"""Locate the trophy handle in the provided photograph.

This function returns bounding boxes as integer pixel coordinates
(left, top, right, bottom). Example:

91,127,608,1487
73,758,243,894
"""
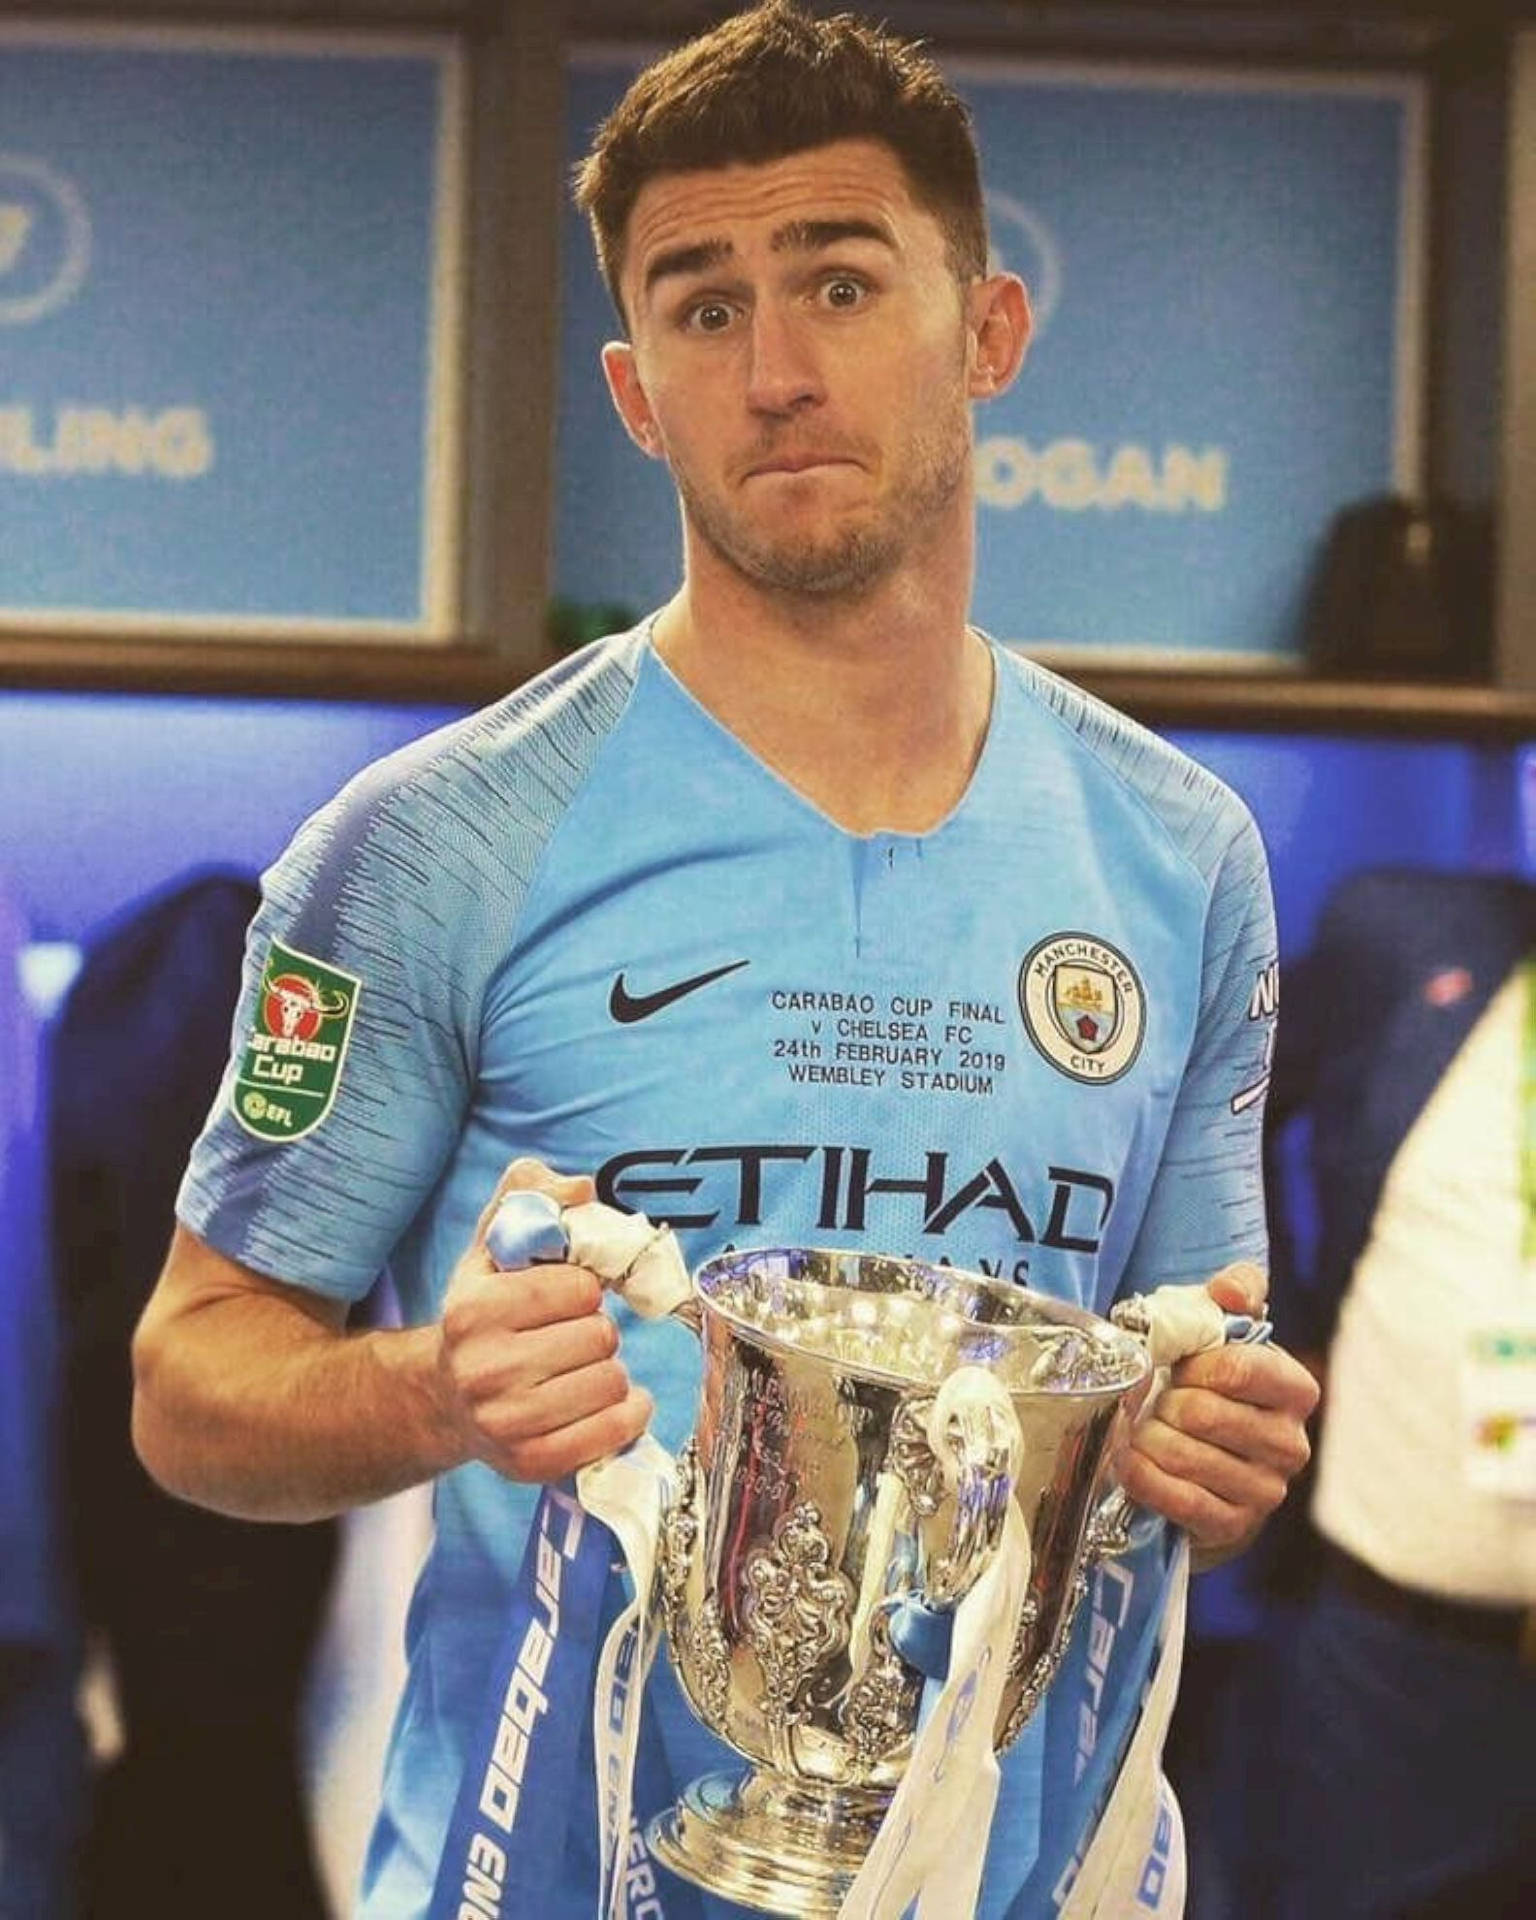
1082,1484,1138,1561
921,1366,1024,1609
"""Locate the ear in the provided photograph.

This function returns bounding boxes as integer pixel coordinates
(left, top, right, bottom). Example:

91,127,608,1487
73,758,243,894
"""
965,272,1032,402
601,341,666,459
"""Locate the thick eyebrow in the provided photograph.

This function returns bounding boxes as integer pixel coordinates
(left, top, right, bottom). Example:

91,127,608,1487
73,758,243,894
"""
770,217,898,257
643,237,734,299
640,216,897,301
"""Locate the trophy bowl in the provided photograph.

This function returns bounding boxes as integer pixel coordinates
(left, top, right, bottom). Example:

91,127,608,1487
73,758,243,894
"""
646,1247,1153,1915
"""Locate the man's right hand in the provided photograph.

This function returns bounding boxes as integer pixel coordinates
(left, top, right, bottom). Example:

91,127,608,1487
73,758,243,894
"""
435,1158,654,1482
133,1159,653,1523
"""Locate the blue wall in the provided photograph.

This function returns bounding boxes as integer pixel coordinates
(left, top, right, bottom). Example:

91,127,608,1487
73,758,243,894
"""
0,691,462,947
0,688,1528,958
1169,728,1529,952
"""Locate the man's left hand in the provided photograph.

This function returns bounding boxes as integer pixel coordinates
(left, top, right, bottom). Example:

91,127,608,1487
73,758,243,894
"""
1120,1264,1320,1564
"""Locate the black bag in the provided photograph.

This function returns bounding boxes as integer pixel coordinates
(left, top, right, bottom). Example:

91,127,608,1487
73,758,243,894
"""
1304,493,1493,680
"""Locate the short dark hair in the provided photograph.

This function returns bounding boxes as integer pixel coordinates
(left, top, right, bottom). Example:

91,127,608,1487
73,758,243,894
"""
573,1,988,325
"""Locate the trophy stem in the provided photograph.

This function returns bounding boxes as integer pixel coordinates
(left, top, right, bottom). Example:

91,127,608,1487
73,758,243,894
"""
648,1767,893,1916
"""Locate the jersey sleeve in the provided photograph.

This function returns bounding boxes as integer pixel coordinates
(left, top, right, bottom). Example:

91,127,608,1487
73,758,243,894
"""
1119,806,1277,1294
176,753,485,1303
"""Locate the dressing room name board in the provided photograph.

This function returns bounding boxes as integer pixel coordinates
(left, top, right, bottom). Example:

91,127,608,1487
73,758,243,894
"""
0,27,465,636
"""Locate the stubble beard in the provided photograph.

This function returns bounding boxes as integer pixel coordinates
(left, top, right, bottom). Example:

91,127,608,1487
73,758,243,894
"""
675,401,973,601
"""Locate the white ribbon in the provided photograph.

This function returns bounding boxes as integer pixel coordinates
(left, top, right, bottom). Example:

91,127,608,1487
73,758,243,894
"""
562,1201,693,1321
838,1367,1030,1920
1055,1540,1191,1920
1048,1282,1240,1920
1129,1283,1227,1374
579,1435,675,1920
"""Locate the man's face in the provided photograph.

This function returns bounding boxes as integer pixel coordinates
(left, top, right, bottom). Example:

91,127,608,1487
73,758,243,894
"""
605,139,985,600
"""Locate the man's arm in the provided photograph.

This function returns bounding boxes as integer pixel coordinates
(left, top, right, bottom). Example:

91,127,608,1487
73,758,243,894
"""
1097,792,1318,1563
132,1163,653,1523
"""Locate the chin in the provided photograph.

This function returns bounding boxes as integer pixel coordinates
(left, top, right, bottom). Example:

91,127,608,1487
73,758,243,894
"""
750,539,900,598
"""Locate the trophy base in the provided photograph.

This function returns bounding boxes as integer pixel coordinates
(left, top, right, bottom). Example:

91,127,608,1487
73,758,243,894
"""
648,1768,893,1916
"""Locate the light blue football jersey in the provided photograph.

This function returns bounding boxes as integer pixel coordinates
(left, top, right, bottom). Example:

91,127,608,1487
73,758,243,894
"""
178,624,1276,1917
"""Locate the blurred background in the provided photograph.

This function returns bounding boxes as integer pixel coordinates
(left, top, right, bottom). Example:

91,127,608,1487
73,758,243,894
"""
4,0,1536,1914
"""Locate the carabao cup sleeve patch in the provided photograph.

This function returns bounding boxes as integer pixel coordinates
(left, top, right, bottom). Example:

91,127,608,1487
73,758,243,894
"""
231,938,363,1143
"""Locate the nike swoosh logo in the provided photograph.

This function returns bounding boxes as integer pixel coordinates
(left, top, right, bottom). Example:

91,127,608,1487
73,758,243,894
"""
609,959,751,1024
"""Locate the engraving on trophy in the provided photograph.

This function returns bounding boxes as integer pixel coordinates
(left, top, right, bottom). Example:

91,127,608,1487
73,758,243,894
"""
737,1369,798,1506
782,1382,820,1424
741,1502,854,1759
755,1386,790,1443
839,1606,921,1772
739,1444,794,1507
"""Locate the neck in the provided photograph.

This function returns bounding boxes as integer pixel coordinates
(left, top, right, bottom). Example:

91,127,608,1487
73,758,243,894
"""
654,509,991,835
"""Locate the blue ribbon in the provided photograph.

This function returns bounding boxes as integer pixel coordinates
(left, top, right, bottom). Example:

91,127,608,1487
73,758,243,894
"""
431,1186,701,1919
485,1188,570,1269
429,1482,615,1920
888,1595,956,1682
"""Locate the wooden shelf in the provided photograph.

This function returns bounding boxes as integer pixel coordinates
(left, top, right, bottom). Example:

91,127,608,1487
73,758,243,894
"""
0,633,524,708
1069,664,1536,740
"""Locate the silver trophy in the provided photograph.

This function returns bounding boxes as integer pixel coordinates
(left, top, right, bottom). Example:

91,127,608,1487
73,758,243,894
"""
645,1247,1154,1915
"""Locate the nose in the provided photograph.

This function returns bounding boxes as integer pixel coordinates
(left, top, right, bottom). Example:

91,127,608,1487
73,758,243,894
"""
744,302,824,417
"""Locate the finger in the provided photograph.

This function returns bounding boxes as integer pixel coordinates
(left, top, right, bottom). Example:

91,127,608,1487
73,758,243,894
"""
1203,1260,1268,1318
495,1385,655,1483
1130,1411,1293,1512
1152,1381,1313,1479
445,1263,605,1335
1170,1341,1321,1421
1118,1446,1257,1555
447,1309,620,1402
471,1356,636,1450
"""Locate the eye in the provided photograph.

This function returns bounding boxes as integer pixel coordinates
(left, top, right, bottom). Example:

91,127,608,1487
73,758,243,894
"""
684,298,737,335
820,276,868,311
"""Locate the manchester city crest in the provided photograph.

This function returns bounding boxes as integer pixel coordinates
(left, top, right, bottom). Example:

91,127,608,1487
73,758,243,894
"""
1019,933,1145,1083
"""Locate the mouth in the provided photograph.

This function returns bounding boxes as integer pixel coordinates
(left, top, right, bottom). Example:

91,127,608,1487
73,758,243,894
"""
745,455,860,479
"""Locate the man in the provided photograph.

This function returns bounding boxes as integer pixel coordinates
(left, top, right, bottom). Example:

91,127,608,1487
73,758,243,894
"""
131,5,1317,1914
1264,867,1536,1917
